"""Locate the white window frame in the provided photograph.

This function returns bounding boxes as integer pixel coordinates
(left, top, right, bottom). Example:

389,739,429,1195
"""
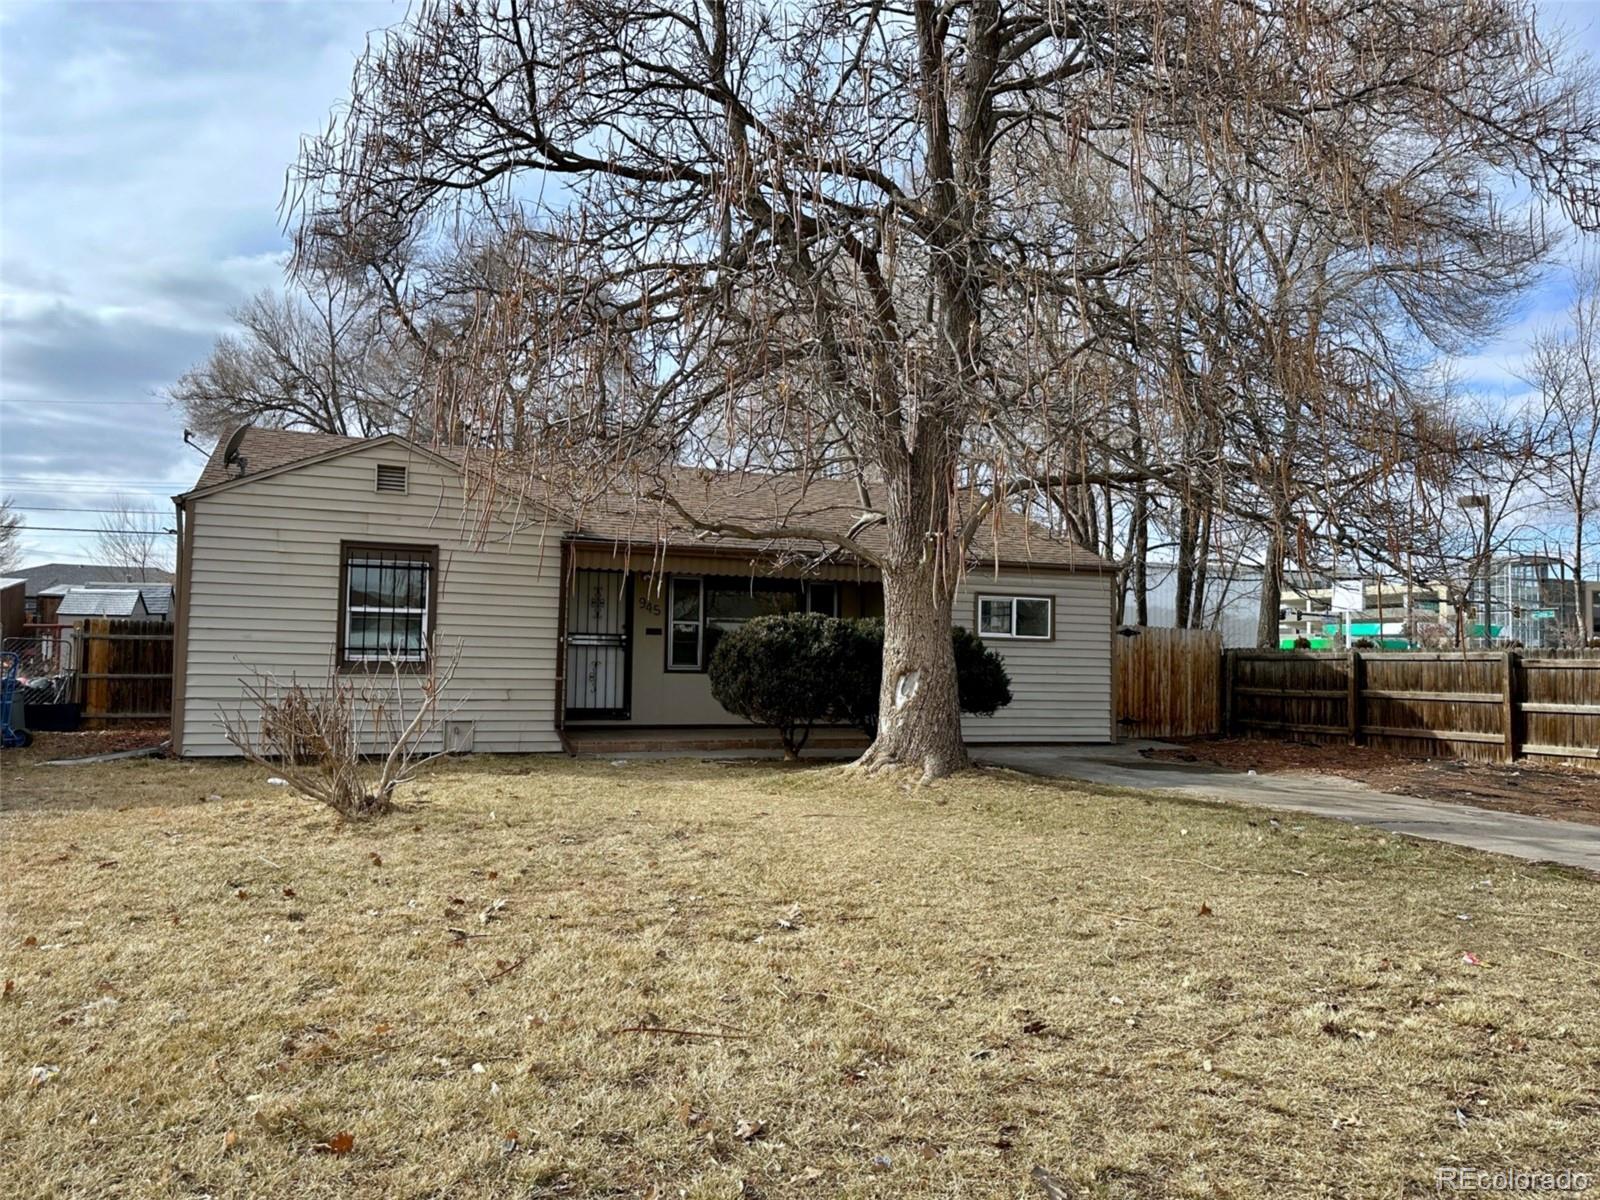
805,580,840,616
976,594,1052,640
667,576,704,671
343,549,431,663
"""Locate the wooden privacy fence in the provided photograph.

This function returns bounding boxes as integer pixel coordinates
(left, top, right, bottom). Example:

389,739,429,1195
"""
76,618,173,725
1223,649,1600,763
1115,626,1222,738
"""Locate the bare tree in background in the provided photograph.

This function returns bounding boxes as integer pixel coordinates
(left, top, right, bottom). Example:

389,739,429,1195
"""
168,272,425,438
93,495,174,579
0,498,21,575
289,0,1600,777
1527,261,1600,643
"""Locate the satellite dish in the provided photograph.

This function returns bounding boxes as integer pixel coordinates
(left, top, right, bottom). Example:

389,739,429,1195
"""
221,423,250,476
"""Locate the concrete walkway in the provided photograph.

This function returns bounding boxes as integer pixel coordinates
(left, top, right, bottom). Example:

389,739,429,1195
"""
978,742,1600,874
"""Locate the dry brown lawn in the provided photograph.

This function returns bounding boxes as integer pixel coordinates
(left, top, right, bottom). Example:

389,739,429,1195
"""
1,753,1596,1199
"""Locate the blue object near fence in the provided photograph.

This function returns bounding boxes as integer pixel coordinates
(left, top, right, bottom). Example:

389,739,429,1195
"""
0,650,33,749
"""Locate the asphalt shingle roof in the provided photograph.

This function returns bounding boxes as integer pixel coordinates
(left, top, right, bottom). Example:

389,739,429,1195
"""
188,427,1111,572
56,589,146,617
12,562,174,597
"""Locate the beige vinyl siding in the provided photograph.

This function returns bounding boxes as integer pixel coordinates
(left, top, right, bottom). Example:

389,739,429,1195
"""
956,570,1112,744
180,445,563,756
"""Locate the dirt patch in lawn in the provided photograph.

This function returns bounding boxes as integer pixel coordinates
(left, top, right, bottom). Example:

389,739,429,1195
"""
2,756,1596,1199
1148,738,1600,826
4,725,171,766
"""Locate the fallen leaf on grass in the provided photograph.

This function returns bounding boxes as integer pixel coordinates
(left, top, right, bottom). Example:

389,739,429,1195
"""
316,1131,355,1156
734,1118,765,1141
480,898,507,925
369,853,383,867
1197,902,1213,917
223,1129,240,1154
3,980,13,998
282,887,296,899
21,936,37,948
236,889,249,900
28,1065,60,1088
501,1128,519,1154
97,860,118,870
1462,952,1483,967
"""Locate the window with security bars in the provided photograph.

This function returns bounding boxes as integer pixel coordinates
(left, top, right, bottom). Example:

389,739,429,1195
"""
340,545,436,663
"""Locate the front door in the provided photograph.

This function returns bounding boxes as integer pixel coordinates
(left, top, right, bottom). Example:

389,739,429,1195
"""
565,569,630,719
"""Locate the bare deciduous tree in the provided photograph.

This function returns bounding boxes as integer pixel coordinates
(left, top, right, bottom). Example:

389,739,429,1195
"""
289,0,1600,777
1527,261,1600,642
168,273,424,438
93,494,174,578
0,498,22,576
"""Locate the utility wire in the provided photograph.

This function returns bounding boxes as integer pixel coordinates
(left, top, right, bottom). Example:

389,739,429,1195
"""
14,525,177,535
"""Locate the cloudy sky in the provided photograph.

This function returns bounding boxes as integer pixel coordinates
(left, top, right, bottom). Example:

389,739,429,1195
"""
2,0,1598,569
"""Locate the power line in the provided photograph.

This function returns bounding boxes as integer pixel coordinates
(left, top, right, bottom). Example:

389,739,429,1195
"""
1,475,188,484
16,525,177,535
7,505,176,515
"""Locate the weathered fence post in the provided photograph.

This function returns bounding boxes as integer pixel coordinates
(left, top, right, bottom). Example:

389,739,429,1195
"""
1502,649,1520,763
1221,649,1234,735
1347,648,1362,745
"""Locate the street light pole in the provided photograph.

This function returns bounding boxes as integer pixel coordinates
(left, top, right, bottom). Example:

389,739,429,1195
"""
1458,494,1491,646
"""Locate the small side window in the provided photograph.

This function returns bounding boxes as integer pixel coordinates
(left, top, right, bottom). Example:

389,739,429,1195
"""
668,577,703,670
976,594,1052,639
805,581,839,616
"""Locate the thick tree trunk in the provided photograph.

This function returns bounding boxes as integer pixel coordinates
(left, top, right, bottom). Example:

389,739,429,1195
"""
1255,524,1286,648
1190,502,1213,628
852,565,968,781
1132,484,1149,626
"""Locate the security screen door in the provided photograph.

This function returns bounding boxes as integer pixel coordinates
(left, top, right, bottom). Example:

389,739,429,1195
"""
565,569,630,719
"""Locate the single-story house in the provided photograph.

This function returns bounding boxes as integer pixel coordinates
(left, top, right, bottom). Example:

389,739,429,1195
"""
170,429,1116,757
13,563,174,622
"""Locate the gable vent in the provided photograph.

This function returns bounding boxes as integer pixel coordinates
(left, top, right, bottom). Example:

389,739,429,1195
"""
375,464,408,494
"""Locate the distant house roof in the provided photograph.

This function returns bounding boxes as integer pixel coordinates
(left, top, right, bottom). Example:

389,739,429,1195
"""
55,588,148,618
185,426,1112,573
136,585,173,617
12,562,174,598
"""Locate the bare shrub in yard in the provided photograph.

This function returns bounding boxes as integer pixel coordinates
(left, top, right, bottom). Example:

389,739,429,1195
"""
223,654,458,819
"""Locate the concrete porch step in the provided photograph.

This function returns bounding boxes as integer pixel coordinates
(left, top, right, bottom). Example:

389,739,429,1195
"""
565,726,869,755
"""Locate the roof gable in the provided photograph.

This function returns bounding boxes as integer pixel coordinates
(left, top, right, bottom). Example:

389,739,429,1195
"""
181,430,464,501
56,588,147,617
180,429,1110,572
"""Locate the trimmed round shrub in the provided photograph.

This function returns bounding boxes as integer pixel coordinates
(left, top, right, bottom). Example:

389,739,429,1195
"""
709,613,1015,751
708,613,840,759
952,624,1013,716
